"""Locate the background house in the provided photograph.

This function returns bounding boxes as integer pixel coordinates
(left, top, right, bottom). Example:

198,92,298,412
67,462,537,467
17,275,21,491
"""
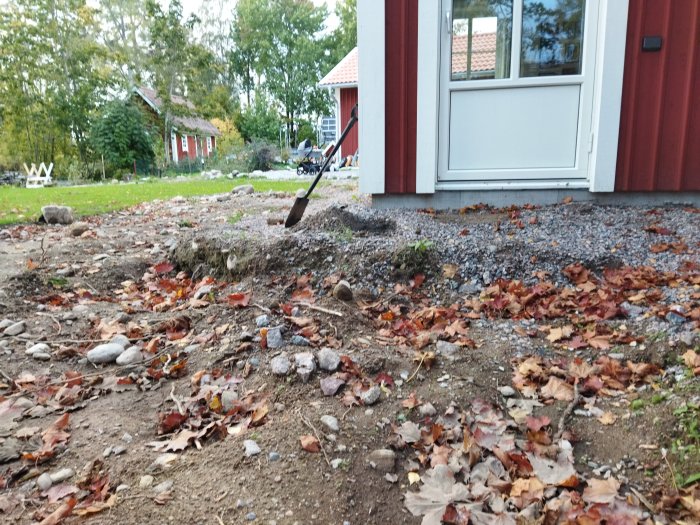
357,0,700,207
134,86,220,165
318,47,359,162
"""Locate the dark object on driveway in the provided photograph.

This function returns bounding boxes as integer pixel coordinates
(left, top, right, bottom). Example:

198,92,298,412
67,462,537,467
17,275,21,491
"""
285,105,358,228
296,139,322,176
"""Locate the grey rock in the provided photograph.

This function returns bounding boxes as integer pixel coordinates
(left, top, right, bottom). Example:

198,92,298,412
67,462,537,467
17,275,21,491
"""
239,331,254,342
244,439,261,457
0,319,13,330
26,343,50,355
268,451,281,462
609,353,625,360
360,386,381,406
87,343,126,364
367,449,396,473
436,340,460,360
41,205,74,225
116,346,143,366
37,473,53,491
267,327,284,349
290,335,310,346
680,331,697,346
110,334,131,349
255,314,269,328
317,348,340,372
70,222,89,236
193,285,214,300
3,321,25,336
49,468,75,484
294,352,316,382
221,390,239,412
459,282,481,295
112,446,126,456
419,403,437,417
320,415,339,432
0,438,20,464
331,458,345,469
320,376,345,396
621,302,644,318
270,354,291,376
232,184,254,195
498,386,516,397
245,512,257,521
32,352,51,361
666,311,686,325
140,475,154,488
153,480,173,493
333,280,353,301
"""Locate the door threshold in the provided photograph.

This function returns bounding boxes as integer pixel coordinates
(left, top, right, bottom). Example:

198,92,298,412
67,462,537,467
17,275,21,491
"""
435,179,590,191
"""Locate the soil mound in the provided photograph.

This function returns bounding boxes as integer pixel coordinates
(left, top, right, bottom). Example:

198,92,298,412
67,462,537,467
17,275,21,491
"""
301,206,395,234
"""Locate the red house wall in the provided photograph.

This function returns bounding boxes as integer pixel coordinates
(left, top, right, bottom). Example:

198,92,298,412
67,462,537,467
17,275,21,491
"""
616,0,700,191
384,0,418,194
339,87,359,158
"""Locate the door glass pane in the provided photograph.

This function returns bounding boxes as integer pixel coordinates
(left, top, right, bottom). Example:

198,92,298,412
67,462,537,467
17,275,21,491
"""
451,0,513,81
521,0,585,77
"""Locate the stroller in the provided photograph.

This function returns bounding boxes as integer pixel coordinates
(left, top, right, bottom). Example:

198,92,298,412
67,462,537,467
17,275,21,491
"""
296,139,321,176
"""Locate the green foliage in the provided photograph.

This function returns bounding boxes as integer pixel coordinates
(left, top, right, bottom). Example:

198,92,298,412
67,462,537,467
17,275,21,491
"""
90,100,154,177
331,0,357,62
243,140,278,172
671,402,700,487
409,240,436,253
297,120,317,145
234,93,281,143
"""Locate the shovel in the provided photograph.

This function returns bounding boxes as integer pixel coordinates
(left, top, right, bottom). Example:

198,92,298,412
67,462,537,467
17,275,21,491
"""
285,105,358,228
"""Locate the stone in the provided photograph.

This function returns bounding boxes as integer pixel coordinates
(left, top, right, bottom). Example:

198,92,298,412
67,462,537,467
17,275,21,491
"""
37,473,53,491
270,354,291,376
87,343,126,364
0,319,13,330
680,331,697,346
26,343,50,356
153,480,173,493
112,446,127,455
3,321,25,336
331,458,345,469
436,340,460,360
50,468,75,484
333,280,353,301
317,348,340,372
70,222,89,236
32,352,51,361
268,452,281,462
41,205,74,225
320,376,345,396
290,335,310,346
110,334,131,349
244,440,261,457
320,415,339,433
666,311,686,325
116,346,143,366
221,390,239,412
255,315,269,328
245,512,257,521
0,438,20,464
367,449,396,473
294,352,316,382
193,285,214,300
498,386,516,397
419,403,437,417
232,184,254,195
360,386,381,406
267,327,284,349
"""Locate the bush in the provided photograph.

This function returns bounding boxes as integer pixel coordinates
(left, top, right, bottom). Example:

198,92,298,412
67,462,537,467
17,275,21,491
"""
234,92,282,143
296,120,316,146
245,140,277,172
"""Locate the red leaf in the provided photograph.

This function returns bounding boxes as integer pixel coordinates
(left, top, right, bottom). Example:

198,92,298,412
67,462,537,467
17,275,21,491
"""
153,262,175,274
157,411,188,434
411,274,426,288
300,434,320,453
375,372,394,388
526,415,551,432
227,292,251,308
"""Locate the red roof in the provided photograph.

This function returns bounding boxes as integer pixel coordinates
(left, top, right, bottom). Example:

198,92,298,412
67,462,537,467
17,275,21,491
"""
319,47,358,87
135,86,220,136
451,33,497,75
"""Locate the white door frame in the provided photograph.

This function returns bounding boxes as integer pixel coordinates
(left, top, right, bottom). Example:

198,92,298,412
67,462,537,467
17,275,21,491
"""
415,0,629,193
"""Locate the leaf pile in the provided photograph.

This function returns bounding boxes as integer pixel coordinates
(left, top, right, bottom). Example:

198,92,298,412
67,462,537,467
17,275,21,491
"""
149,369,268,453
399,400,650,524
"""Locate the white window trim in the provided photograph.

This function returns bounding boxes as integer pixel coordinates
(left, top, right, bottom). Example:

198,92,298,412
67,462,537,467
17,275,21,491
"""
358,0,385,194
181,134,188,152
206,136,212,153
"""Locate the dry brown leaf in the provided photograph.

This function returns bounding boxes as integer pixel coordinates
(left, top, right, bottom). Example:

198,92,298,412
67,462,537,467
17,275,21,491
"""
597,412,617,425
582,477,620,504
682,350,700,368
38,497,76,525
404,465,470,525
547,325,573,343
540,377,574,401
73,494,117,516
398,421,421,444
165,429,198,452
300,434,320,453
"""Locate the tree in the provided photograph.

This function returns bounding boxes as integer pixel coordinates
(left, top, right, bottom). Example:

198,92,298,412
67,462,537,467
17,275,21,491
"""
229,0,268,107
145,0,198,164
234,91,281,144
331,0,357,63
90,100,154,176
210,117,244,157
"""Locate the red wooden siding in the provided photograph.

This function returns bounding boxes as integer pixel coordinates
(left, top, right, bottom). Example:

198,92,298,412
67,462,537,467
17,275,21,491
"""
339,87,359,158
616,0,700,191
384,0,418,194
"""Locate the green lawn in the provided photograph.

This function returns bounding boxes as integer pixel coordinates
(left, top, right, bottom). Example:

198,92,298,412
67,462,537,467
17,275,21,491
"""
0,177,309,225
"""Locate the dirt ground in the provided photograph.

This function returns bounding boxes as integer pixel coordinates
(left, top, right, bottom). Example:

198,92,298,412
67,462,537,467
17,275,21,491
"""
0,181,698,524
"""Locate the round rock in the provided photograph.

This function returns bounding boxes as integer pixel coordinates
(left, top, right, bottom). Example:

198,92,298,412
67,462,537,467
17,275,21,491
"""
333,280,353,301
116,346,143,366
317,348,340,372
87,343,126,364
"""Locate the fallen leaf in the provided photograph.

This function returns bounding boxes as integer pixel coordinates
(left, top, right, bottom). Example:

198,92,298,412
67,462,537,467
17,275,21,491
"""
404,465,469,525
227,292,251,308
540,377,574,401
165,429,198,452
73,494,117,516
300,434,320,453
597,412,617,425
153,262,174,274
408,472,421,485
682,350,700,369
398,421,421,444
45,484,79,503
38,497,76,525
582,477,620,504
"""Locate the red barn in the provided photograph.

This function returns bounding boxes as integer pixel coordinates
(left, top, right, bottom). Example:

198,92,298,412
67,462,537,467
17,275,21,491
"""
134,86,220,165
357,0,700,207
319,47,359,162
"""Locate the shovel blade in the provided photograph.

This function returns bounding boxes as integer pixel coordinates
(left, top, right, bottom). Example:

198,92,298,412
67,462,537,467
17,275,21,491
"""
285,197,309,228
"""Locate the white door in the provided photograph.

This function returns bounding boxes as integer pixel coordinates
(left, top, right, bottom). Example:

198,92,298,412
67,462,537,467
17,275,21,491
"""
439,0,599,182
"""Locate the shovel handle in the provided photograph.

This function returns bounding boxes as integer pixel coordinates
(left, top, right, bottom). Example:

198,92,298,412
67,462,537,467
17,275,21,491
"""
305,105,358,198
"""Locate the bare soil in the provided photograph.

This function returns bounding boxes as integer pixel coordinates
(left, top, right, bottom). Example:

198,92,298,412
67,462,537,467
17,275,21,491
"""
0,182,697,524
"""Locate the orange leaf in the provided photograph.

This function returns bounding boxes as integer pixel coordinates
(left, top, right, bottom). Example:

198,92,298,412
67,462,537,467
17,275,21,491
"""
227,292,251,308
300,434,320,453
